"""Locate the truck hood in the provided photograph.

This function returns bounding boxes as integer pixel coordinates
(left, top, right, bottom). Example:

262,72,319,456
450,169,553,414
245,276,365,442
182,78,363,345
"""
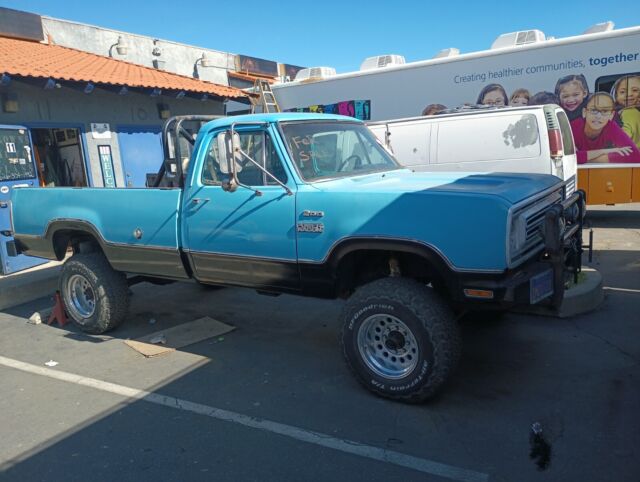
313,169,562,205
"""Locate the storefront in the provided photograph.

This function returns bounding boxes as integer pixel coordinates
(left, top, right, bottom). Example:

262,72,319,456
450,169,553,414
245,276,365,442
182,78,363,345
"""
0,34,247,274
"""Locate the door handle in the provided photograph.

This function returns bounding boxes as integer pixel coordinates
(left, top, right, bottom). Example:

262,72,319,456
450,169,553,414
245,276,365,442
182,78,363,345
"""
191,198,210,205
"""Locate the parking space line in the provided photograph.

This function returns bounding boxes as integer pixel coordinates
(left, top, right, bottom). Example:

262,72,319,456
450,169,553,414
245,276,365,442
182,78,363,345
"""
603,286,640,294
0,355,488,482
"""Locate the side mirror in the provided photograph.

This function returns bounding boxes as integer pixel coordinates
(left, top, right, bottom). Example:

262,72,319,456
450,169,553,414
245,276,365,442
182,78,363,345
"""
216,131,243,175
216,131,243,192
220,174,237,192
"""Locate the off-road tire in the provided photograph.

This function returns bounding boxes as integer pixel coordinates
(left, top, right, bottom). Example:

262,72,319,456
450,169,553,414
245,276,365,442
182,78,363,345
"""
59,253,129,334
340,277,461,403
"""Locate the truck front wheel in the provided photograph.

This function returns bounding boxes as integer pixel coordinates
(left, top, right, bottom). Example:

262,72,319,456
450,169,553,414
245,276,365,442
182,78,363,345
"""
60,253,129,334
340,277,460,402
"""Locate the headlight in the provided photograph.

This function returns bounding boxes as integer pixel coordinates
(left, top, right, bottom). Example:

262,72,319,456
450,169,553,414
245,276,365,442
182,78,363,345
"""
510,214,527,252
558,216,566,234
564,203,579,224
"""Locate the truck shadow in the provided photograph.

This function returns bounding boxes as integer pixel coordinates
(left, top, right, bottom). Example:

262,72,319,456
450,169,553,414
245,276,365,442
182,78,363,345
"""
2,276,639,482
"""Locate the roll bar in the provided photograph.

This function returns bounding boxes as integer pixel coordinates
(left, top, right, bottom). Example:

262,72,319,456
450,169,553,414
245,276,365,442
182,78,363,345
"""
153,115,224,188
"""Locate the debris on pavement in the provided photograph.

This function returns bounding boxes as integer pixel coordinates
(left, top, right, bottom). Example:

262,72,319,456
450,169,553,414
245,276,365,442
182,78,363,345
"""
149,333,167,345
529,422,552,470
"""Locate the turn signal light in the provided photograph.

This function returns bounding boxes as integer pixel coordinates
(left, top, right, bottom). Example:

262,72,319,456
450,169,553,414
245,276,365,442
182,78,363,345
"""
463,289,494,299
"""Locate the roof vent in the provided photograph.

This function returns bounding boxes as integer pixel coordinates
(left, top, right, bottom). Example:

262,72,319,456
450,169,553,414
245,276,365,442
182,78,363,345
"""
360,55,406,71
294,67,336,82
432,48,460,59
491,30,545,49
583,21,614,35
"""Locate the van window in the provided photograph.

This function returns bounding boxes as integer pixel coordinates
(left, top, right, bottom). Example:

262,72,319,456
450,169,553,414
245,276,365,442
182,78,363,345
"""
555,110,575,155
436,114,540,164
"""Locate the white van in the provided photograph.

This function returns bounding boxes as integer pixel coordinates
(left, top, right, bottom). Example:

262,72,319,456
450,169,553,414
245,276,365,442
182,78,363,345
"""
367,105,577,193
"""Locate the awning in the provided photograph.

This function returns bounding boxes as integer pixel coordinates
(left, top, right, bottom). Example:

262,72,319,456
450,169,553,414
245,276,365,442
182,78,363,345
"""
0,36,247,99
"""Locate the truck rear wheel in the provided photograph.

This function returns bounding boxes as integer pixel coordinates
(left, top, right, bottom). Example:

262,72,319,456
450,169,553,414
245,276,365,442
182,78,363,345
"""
340,277,460,403
60,253,129,334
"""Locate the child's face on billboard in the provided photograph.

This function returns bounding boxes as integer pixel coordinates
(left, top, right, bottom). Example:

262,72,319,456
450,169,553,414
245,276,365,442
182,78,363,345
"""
583,96,614,131
559,81,587,111
510,95,528,106
615,77,640,107
482,90,505,106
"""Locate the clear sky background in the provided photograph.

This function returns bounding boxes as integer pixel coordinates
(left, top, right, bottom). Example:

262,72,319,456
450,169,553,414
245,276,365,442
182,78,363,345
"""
3,0,639,72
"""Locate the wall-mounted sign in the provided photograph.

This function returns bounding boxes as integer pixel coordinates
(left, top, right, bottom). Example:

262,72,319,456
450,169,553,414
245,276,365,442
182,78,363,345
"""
91,123,111,139
98,145,116,188
236,55,278,77
282,64,305,81
0,7,44,42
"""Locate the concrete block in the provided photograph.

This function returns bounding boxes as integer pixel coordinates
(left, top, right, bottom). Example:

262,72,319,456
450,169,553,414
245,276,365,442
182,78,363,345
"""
512,267,604,318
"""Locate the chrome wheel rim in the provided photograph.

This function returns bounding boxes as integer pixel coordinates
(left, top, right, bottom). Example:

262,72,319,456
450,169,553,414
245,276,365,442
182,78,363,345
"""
66,274,96,320
357,314,419,379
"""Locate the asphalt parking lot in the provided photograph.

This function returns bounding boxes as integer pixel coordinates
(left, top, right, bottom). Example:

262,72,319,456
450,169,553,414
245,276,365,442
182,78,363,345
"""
0,205,638,482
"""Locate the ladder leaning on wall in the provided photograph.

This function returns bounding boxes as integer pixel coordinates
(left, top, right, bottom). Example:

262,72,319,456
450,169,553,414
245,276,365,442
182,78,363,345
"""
250,79,280,114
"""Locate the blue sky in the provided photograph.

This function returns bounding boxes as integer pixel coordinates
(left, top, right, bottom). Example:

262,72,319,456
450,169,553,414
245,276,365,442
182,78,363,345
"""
3,0,639,72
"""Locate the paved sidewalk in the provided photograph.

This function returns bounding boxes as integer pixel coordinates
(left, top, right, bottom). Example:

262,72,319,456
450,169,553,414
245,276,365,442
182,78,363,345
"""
0,260,62,310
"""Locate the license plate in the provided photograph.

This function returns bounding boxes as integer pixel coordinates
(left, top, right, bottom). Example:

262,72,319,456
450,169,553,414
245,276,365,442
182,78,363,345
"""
530,269,554,304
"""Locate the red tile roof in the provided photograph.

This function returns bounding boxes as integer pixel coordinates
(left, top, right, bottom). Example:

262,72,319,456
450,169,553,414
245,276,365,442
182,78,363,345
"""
0,36,247,98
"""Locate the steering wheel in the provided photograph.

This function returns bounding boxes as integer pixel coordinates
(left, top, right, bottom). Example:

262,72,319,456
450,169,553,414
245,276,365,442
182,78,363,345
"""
338,154,362,172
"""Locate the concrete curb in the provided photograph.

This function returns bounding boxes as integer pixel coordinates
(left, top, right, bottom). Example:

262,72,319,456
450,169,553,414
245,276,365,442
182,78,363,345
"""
512,267,604,318
0,263,61,311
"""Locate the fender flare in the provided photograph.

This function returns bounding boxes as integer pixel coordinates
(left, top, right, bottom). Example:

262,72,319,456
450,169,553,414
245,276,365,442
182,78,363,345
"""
323,236,456,284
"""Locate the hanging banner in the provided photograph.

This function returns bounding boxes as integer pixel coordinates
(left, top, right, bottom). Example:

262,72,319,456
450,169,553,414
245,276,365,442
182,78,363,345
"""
98,145,116,188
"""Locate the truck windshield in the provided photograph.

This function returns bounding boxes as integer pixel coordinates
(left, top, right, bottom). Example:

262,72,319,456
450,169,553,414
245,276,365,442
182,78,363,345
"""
0,128,36,182
280,121,399,181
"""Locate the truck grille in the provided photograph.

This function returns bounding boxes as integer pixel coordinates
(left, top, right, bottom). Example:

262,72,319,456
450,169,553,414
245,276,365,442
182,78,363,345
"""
510,189,563,266
565,175,576,195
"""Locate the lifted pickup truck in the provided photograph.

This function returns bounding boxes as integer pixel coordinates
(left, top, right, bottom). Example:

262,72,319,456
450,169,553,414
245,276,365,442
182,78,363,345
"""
9,113,585,402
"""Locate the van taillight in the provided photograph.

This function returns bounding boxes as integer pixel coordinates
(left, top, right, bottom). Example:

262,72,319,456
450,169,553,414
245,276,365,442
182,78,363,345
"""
548,129,563,158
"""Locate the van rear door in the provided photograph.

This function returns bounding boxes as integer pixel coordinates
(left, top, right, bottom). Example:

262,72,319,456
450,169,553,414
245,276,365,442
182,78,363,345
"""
431,111,544,174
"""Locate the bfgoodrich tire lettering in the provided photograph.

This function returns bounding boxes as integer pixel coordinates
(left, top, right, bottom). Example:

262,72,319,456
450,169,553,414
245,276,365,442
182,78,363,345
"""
60,253,129,334
340,277,461,402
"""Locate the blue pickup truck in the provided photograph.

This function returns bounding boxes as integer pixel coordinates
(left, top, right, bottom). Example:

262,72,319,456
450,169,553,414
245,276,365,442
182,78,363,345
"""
8,113,585,402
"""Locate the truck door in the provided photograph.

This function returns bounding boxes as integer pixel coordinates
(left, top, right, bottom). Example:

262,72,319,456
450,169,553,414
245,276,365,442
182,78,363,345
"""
0,125,47,275
182,126,299,291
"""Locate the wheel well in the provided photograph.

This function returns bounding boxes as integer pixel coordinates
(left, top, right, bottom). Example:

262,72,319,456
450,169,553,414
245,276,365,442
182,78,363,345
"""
334,249,448,297
52,229,104,260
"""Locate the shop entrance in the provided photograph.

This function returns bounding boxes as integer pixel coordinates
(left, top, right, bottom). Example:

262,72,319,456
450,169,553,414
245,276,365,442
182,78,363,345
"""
30,128,88,187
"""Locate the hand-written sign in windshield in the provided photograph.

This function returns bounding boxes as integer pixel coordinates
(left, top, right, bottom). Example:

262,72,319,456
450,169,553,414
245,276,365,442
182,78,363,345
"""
290,135,312,164
289,134,337,171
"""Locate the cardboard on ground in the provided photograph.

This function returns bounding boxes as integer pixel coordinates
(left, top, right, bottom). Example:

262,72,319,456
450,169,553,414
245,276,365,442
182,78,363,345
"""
124,316,235,357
